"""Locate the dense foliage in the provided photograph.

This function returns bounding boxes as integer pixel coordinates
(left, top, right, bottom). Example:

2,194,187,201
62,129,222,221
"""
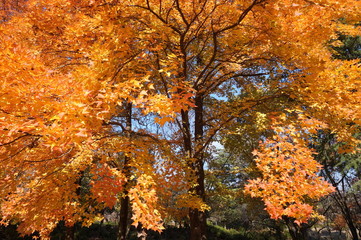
0,0,361,240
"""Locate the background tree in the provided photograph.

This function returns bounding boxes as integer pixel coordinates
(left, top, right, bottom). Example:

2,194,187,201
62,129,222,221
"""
313,132,361,240
311,24,361,240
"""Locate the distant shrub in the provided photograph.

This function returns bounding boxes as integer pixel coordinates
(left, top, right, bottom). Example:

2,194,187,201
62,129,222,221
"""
50,221,283,240
207,223,249,240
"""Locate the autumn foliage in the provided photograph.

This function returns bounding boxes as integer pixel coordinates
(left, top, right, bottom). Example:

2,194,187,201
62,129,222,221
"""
245,125,335,225
0,0,361,239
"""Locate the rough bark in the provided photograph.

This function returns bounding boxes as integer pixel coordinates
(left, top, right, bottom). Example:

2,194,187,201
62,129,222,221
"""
117,186,130,240
117,102,132,240
189,95,207,240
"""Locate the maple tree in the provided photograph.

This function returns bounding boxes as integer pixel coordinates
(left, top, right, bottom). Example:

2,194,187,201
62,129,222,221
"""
129,1,361,239
0,1,187,239
1,0,361,240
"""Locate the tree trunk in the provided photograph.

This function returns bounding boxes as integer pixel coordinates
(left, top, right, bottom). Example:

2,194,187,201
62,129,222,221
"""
344,210,359,240
189,156,206,240
117,102,132,240
117,192,130,240
284,217,308,240
324,166,359,240
64,225,74,240
189,95,207,240
137,223,147,240
189,198,207,240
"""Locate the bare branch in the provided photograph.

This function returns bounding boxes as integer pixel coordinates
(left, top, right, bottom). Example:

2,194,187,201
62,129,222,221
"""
0,133,31,147
216,0,263,34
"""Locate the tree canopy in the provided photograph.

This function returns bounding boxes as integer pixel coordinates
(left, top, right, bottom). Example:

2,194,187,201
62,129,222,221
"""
0,0,361,239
